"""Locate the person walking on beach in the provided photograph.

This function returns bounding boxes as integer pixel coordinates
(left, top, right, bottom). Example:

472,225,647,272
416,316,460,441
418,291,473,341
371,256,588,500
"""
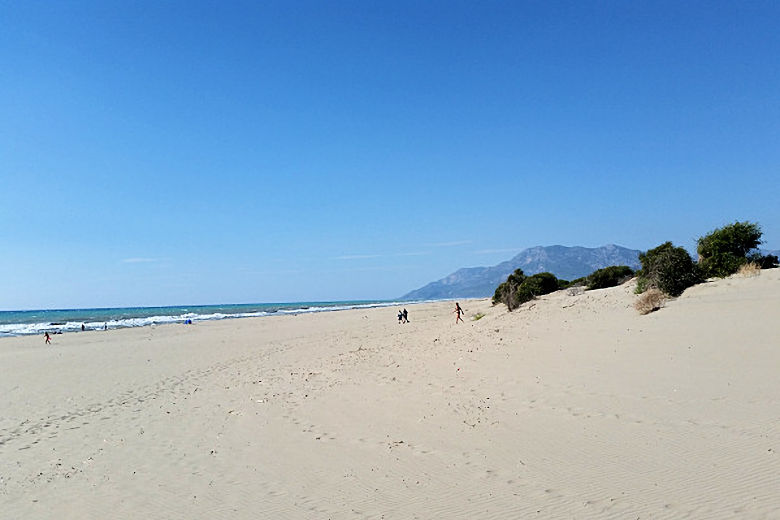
398,310,404,324
402,308,408,323
44,332,51,344
454,302,465,324
81,323,85,332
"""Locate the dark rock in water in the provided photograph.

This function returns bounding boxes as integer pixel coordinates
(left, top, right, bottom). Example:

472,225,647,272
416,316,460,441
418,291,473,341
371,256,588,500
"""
401,244,642,300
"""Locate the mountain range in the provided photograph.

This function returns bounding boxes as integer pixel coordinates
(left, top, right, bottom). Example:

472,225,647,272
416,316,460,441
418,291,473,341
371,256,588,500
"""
401,244,642,300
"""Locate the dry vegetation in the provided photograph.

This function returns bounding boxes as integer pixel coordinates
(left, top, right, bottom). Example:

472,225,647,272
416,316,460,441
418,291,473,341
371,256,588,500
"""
634,288,666,315
737,262,761,277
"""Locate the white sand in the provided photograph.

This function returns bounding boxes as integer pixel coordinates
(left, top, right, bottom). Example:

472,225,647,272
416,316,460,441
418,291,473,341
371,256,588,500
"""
2,270,779,519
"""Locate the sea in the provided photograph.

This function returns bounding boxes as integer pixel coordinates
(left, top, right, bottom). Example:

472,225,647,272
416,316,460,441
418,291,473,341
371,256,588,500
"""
0,300,408,337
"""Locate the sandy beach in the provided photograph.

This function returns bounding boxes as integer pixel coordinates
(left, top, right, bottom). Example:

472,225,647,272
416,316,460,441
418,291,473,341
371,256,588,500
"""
1,270,778,519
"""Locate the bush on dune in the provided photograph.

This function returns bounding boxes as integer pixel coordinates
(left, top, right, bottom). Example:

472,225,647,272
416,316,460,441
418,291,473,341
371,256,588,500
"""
636,242,702,297
696,221,763,278
492,269,527,311
515,272,560,306
585,265,634,290
491,220,772,315
493,270,561,311
746,251,779,270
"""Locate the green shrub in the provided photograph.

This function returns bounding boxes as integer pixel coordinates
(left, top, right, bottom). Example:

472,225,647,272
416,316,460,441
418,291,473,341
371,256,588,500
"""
697,221,763,278
492,282,509,307
637,242,702,297
747,252,779,270
514,272,560,306
492,269,526,310
585,265,635,290
493,270,561,310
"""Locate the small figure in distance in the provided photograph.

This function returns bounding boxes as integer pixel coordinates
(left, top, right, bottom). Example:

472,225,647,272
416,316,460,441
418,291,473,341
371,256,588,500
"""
454,302,465,324
104,323,107,331
81,323,85,332
402,308,408,323
44,332,51,344
398,310,403,324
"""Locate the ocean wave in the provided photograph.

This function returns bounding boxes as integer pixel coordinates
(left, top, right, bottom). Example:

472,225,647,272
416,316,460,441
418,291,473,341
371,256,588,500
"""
0,300,413,337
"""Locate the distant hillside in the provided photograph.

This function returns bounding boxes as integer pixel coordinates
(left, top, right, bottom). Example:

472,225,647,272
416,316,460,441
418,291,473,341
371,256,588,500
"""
401,244,642,300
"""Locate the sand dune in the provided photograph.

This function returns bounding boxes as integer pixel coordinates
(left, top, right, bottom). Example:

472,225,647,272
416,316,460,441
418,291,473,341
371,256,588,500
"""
1,270,779,519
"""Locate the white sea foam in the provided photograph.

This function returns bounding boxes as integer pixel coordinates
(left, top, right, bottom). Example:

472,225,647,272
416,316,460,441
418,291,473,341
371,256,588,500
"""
0,300,415,337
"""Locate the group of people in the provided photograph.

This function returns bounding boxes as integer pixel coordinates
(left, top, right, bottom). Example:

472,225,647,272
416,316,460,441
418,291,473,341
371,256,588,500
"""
44,322,110,343
43,304,468,345
396,302,466,324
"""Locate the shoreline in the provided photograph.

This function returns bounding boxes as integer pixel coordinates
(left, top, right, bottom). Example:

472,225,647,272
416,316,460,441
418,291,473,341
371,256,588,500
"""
0,298,452,338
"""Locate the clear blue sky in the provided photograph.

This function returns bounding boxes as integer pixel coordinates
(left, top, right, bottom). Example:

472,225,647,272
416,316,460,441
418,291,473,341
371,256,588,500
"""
2,1,778,309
